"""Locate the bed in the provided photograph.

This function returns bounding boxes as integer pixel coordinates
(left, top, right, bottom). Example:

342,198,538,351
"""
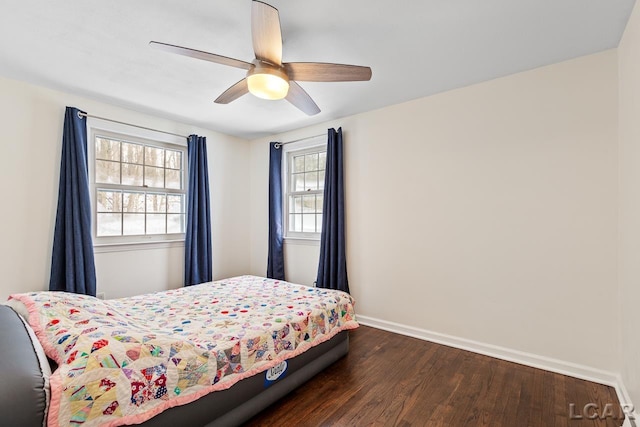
0,275,358,426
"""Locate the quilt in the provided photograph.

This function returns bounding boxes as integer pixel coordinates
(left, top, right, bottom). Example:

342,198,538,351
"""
9,275,358,427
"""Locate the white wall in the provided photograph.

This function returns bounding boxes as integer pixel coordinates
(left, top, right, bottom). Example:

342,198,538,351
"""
618,0,640,408
250,50,619,372
0,76,250,301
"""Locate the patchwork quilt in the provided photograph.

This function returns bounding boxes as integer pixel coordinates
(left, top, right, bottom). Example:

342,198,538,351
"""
10,275,358,427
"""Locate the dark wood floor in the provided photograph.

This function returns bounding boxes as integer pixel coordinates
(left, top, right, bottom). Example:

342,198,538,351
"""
245,326,623,426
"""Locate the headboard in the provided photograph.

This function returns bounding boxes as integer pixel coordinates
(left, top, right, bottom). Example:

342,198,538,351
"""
0,305,48,426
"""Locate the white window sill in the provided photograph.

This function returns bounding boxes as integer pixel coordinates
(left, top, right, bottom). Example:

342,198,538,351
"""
94,239,185,253
284,237,320,246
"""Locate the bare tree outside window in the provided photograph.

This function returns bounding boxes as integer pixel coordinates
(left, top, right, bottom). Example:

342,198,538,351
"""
285,145,326,239
94,135,186,239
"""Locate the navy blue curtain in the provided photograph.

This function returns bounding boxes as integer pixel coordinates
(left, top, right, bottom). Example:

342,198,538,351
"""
49,107,97,296
267,142,285,280
316,128,349,293
185,135,212,286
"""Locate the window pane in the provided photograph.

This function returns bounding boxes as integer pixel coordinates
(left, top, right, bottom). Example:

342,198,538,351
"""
167,195,184,213
96,138,120,161
146,194,166,213
146,214,166,234
316,214,323,233
123,192,145,213
144,166,165,188
302,195,315,213
305,153,318,172
97,190,122,212
121,164,143,186
316,194,324,212
289,196,296,214
318,170,325,191
319,152,326,171
123,213,145,235
166,150,182,170
167,214,185,234
290,214,302,232
96,160,120,184
292,173,304,192
293,196,302,214
145,146,165,167
302,214,316,232
122,142,143,164
97,213,121,236
305,172,318,191
293,155,304,173
166,169,181,190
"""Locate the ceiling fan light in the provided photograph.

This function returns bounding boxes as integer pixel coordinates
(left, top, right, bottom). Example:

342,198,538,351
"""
248,73,289,100
247,62,290,100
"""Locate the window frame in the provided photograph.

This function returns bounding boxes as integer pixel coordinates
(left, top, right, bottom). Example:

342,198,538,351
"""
282,136,327,241
88,123,188,249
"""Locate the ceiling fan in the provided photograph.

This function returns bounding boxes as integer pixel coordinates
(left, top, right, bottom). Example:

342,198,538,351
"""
150,0,372,116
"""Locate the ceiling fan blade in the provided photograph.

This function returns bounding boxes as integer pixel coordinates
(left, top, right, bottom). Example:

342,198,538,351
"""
251,1,283,65
286,81,320,116
150,41,253,70
214,78,249,104
284,62,372,82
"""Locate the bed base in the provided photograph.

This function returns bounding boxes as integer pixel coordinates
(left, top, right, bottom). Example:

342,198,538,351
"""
0,304,350,427
143,331,349,426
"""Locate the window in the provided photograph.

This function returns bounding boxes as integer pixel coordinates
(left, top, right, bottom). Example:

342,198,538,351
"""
89,128,187,246
283,138,326,240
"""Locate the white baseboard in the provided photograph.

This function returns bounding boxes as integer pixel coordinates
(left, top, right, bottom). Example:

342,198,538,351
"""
623,415,636,427
616,378,638,427
357,314,635,424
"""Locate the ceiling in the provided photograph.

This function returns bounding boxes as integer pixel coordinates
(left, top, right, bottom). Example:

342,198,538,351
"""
0,0,635,140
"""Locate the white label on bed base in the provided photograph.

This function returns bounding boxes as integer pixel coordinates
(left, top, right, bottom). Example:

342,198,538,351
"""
264,361,288,387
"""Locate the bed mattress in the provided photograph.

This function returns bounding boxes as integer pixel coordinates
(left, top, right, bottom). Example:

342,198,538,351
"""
8,275,358,427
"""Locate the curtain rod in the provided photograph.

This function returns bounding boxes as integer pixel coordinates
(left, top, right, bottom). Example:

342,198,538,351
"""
274,133,326,149
77,112,189,139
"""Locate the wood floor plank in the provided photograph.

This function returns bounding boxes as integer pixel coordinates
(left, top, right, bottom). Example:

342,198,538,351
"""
245,326,623,426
